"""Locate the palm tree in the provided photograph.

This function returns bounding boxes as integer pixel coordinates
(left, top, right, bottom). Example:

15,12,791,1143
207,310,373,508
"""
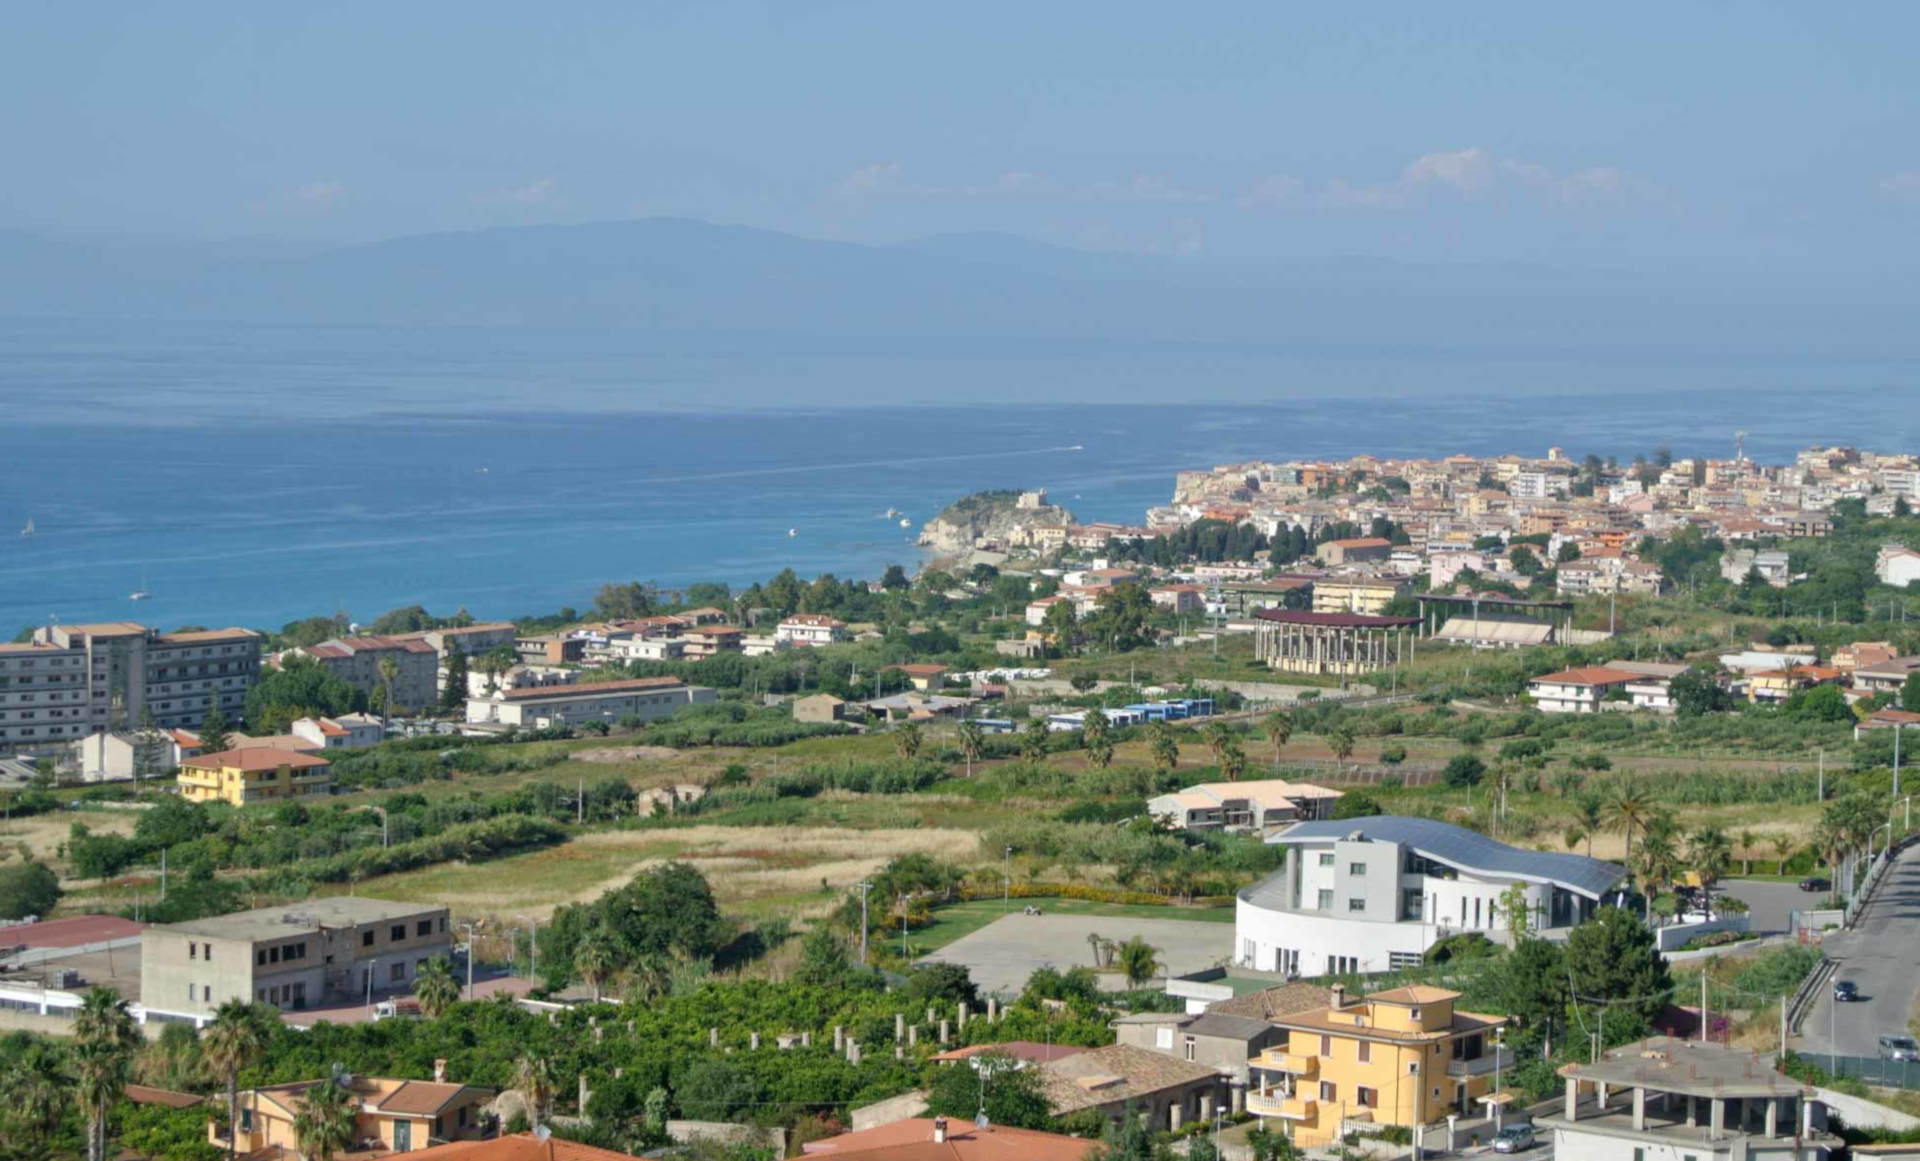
1262,710,1294,770
1564,826,1586,852
1738,829,1758,877
1020,716,1051,763
142,1019,200,1091
1571,794,1605,858
0,1035,70,1157
291,1076,358,1161
1148,721,1179,772
1201,721,1232,767
956,719,984,778
414,955,460,1018
376,657,400,728
573,928,617,1003
1607,786,1652,887
1218,736,1248,782
893,721,922,760
1688,826,1734,919
512,1053,556,1134
1080,709,1113,769
1635,820,1681,921
1770,834,1796,875
1114,936,1161,987
75,987,138,1161
204,1000,270,1161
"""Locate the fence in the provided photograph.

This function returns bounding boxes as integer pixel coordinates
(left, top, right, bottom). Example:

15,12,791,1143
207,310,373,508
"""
1812,1054,1920,1090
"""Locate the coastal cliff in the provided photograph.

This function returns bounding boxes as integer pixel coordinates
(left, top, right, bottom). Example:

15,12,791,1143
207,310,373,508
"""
917,489,1076,554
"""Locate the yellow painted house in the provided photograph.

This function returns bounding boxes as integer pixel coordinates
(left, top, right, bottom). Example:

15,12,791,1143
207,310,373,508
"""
215,1073,494,1156
1248,985,1508,1146
176,747,332,806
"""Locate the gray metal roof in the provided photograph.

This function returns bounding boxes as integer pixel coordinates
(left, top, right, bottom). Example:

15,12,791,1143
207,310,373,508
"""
1268,815,1626,899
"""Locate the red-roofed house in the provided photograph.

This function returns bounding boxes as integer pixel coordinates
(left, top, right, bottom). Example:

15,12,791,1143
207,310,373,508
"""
1526,667,1644,714
777,614,850,647
299,635,440,711
804,1118,1093,1161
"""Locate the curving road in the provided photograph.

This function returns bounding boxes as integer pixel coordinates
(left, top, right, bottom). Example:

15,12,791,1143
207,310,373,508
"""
1796,841,1920,1060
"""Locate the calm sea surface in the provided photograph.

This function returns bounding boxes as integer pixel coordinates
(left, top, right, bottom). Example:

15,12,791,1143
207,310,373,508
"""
1,318,1916,631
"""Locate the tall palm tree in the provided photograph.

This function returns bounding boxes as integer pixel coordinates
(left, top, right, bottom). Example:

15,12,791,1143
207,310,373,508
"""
1571,795,1605,857
1635,820,1681,920
414,955,460,1018
1607,786,1652,888
1218,737,1249,782
1770,834,1797,875
573,928,617,1003
1262,710,1294,770
893,721,922,760
1688,826,1734,919
1737,829,1758,877
956,720,984,778
1080,709,1113,769
376,657,400,728
74,987,138,1161
1148,721,1179,772
1019,716,1051,763
1115,936,1161,987
291,1076,358,1161
512,1053,556,1134
204,1000,269,1161
0,1035,72,1158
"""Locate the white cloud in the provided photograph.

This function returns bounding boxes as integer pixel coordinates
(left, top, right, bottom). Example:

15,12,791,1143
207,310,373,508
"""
477,177,557,205
291,181,345,206
1402,147,1493,192
1236,175,1304,208
838,162,902,196
1880,172,1920,202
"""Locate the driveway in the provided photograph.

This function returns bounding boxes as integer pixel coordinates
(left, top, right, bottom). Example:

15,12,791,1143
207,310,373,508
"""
917,912,1235,998
1720,878,1820,935
1796,843,1920,1059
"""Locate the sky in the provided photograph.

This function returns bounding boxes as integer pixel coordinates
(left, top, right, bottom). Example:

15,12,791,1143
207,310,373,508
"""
6,2,1920,270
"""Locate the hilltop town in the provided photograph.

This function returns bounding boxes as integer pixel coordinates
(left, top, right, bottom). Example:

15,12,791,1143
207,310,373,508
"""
4,442,1920,1161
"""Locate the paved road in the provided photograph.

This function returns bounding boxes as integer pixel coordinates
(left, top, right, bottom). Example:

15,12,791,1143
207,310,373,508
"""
1796,842,1920,1059
917,912,1234,998
1720,878,1822,935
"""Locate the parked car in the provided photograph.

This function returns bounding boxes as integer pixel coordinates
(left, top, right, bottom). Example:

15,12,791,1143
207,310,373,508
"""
1834,980,1859,1002
1799,876,1831,892
1881,1035,1920,1062
1491,1125,1537,1154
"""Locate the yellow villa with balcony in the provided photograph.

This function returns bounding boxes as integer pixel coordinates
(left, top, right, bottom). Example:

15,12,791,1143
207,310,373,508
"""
1248,985,1508,1146
177,747,332,806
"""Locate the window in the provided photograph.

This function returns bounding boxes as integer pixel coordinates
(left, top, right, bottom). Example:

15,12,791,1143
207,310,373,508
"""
1407,1061,1420,1075
1320,1035,1331,1056
189,942,198,960
1348,897,1366,912
363,931,375,947
1633,1151,1645,1161
269,946,280,964
1357,1041,1371,1063
1183,1037,1196,1062
391,925,406,942
390,962,405,982
417,920,432,937
1316,889,1333,910
1317,853,1335,867
1357,1087,1377,1109
1319,1081,1337,1102
1156,1027,1174,1050
1410,1009,1421,1021
1349,862,1366,876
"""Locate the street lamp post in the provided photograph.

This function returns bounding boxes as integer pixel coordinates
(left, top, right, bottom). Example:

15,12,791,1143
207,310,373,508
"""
459,921,478,1000
1003,846,1013,913
856,880,872,965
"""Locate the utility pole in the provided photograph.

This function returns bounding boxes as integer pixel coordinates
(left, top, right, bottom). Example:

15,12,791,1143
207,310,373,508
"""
1896,726,1904,799
460,921,477,1000
856,881,872,965
1004,846,1013,912
1818,750,1825,802
160,847,167,903
1701,973,1709,1043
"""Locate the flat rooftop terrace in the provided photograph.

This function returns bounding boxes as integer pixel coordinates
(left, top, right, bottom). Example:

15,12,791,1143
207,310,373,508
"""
156,897,440,942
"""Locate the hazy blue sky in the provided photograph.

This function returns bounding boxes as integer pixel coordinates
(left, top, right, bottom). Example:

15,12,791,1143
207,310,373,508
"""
7,2,1918,267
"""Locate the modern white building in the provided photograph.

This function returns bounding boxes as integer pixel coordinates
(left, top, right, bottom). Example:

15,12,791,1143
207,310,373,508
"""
1235,816,1624,977
1604,660,1691,713
1876,545,1920,589
464,676,715,729
775,614,850,647
1538,1038,1837,1161
1149,779,1342,834
290,713,386,750
1527,666,1643,713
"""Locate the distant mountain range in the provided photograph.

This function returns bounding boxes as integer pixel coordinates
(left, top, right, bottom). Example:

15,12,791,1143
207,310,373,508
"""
3,218,1917,356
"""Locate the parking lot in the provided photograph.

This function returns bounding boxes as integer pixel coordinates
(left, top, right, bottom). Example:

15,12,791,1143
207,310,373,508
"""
917,912,1236,997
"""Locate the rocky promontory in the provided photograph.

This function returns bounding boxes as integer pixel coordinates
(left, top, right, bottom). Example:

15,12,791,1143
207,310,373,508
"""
917,489,1076,554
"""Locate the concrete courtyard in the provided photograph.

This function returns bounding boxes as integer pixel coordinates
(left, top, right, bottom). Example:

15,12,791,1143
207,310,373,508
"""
917,911,1236,997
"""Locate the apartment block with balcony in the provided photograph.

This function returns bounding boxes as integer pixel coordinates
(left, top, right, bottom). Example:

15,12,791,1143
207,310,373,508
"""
176,747,333,806
301,635,440,712
3,623,262,750
1248,984,1509,1146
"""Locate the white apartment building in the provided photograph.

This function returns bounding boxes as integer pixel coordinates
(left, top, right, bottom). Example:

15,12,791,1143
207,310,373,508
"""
1875,545,1920,589
775,614,850,647
465,676,715,729
290,713,386,750
1527,666,1643,713
1235,817,1623,977
1,622,262,750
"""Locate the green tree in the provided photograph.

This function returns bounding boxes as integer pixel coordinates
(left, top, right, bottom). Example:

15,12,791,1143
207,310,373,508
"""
1218,735,1248,781
1114,935,1160,986
674,1057,760,1122
414,955,460,1017
924,1052,1054,1129
1500,937,1569,1055
1687,826,1733,919
1667,670,1727,717
1042,599,1077,648
1147,721,1179,772
0,860,59,921
1326,725,1357,767
75,987,139,1161
197,706,232,755
203,1001,270,1161
1571,794,1605,857
1607,786,1652,887
242,655,367,733
376,656,400,725
1441,753,1486,788
440,648,470,712
1511,545,1543,576
791,926,853,988
1330,790,1382,819
1080,709,1113,769
512,1053,557,1134
1904,673,1920,714
1262,710,1294,770
880,564,909,591
957,719,985,777
0,1032,72,1159
1564,907,1671,1030
1020,717,1051,762
1783,684,1852,724
290,1076,357,1161
134,707,170,781
893,721,923,761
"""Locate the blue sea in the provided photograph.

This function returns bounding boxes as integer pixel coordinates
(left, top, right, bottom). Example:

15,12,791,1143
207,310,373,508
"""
2,317,1917,632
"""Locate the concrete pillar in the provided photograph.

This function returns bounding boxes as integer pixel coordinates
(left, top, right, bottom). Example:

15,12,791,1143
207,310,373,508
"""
896,1045,904,1060
847,1040,861,1065
1686,1097,1697,1127
928,1006,938,1024
1596,1082,1609,1109
987,998,998,1023
1169,1101,1184,1132
710,1028,719,1048
1231,1085,1245,1115
579,1074,591,1112
957,1001,968,1029
1765,1098,1778,1138
1199,1092,1214,1121
895,1013,906,1041
834,1025,844,1052
1564,1078,1579,1122
1710,1099,1724,1139
1445,1115,1458,1152
749,1032,760,1051
802,1031,811,1048
940,1019,951,1044
908,1026,918,1047
1633,1087,1646,1132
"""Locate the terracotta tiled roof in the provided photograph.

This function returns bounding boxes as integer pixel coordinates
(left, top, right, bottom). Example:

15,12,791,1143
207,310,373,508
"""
805,1119,1093,1161
1529,666,1644,686
403,1133,645,1160
1206,982,1333,1021
181,748,331,771
1366,985,1461,1005
1037,1044,1220,1114
373,1079,486,1116
124,1084,205,1108
927,1042,1087,1064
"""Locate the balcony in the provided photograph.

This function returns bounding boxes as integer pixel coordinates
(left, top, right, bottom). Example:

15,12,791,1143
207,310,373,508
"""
1254,1050,1317,1077
1446,1047,1512,1079
1246,1092,1316,1121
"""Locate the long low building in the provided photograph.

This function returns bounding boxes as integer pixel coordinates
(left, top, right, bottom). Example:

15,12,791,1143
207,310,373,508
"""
1236,816,1625,977
465,676,716,729
1252,609,1420,676
1149,779,1342,834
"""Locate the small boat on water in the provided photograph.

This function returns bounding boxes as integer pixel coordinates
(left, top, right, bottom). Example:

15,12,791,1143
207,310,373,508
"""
898,518,912,528
129,589,151,601
884,507,900,519
19,517,33,538
788,528,798,538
